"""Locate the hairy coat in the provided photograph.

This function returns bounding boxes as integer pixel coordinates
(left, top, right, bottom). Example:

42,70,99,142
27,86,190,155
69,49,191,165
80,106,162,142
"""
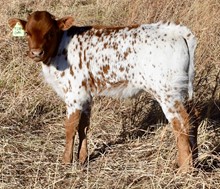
9,11,197,172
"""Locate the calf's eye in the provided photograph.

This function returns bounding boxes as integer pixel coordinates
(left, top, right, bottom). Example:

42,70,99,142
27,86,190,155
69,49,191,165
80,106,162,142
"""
26,32,31,37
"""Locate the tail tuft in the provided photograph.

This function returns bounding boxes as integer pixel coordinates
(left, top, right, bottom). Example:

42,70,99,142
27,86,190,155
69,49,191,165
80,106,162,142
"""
184,31,197,100
171,23,197,99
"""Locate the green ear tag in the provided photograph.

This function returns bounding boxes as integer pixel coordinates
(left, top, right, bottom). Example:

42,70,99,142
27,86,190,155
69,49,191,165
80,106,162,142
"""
12,22,25,37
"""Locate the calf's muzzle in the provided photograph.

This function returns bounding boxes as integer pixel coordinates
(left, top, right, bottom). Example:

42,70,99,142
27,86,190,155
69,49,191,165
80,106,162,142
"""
29,48,44,62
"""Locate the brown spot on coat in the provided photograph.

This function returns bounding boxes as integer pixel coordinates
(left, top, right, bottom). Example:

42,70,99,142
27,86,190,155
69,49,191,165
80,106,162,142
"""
124,51,129,59
119,66,125,72
168,108,174,113
103,65,110,74
133,33,137,38
79,52,82,69
70,66,74,76
174,101,189,124
82,80,87,90
110,80,128,89
61,71,65,77
103,42,108,49
88,72,96,92
86,61,90,69
84,50,87,62
113,42,118,50
95,30,102,37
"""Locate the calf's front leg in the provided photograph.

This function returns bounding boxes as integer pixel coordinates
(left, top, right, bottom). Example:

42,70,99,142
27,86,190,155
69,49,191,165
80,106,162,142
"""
63,110,81,164
78,108,91,164
77,103,91,164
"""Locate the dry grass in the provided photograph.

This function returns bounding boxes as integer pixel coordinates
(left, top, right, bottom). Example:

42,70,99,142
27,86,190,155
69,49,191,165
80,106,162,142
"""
0,0,219,188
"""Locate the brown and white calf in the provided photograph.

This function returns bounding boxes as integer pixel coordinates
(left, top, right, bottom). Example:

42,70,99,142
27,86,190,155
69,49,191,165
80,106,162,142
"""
9,11,197,172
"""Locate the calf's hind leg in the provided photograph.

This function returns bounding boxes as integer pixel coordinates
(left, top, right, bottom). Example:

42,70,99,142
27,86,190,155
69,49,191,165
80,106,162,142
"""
160,100,192,172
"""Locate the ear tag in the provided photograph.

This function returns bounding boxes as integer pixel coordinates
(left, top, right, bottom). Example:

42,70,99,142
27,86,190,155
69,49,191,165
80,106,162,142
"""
12,22,25,37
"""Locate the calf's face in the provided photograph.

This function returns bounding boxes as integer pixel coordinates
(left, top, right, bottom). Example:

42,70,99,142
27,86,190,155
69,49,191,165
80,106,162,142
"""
8,11,74,64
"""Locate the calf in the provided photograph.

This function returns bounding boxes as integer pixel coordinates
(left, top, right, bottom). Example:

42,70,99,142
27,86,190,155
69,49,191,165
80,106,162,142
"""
9,11,197,172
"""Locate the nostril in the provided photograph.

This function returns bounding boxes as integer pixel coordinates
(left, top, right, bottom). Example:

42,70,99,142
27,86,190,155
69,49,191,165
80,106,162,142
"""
31,50,36,56
39,50,44,56
31,49,44,57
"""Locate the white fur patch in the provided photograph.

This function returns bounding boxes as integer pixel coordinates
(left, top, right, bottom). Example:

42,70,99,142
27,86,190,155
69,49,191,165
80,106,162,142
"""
41,22,196,119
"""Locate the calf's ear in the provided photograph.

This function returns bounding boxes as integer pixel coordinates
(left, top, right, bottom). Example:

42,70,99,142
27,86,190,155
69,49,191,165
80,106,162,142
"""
57,16,74,31
8,18,27,29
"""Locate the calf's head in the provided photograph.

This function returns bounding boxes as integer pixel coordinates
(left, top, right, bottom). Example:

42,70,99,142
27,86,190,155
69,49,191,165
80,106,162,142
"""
8,11,74,64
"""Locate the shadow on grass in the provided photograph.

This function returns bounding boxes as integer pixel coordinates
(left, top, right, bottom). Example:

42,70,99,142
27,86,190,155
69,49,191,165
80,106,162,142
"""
194,100,220,172
196,152,220,172
88,99,220,172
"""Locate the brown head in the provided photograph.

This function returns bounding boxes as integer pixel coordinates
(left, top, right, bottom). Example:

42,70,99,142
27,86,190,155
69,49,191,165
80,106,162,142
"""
8,11,74,64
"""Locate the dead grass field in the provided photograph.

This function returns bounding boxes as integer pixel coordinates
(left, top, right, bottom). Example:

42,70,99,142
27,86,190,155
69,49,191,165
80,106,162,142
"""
0,0,219,188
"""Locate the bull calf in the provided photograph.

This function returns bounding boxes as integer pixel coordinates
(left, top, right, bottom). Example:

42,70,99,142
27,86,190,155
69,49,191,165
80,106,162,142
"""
9,11,197,172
